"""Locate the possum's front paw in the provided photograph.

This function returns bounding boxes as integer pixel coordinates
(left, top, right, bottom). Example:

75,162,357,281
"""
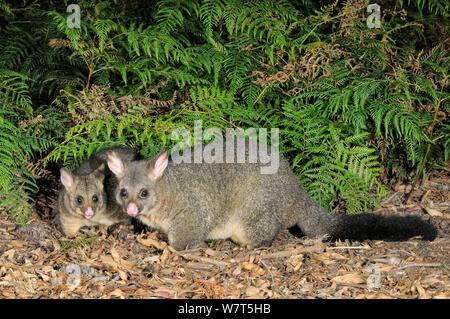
168,234,205,251
60,222,82,238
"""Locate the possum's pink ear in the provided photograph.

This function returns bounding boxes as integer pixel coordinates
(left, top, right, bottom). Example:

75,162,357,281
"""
148,150,168,182
107,151,126,179
60,167,74,190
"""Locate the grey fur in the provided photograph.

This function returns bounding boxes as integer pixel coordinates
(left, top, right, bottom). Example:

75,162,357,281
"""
107,143,436,250
57,147,138,237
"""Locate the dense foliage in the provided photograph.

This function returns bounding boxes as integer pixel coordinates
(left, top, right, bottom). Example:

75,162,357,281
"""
0,0,448,224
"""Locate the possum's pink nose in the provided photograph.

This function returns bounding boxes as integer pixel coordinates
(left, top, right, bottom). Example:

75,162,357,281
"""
127,202,138,216
84,207,94,219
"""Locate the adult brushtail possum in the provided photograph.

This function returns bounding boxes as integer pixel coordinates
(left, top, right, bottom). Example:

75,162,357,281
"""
57,147,138,237
106,143,436,250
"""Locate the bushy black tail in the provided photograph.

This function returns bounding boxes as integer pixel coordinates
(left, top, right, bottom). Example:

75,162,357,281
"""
330,214,437,241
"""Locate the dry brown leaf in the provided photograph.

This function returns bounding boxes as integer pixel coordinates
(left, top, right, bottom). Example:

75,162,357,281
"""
331,273,365,284
3,249,16,261
120,258,137,269
37,272,50,281
4,272,16,281
137,235,164,249
433,292,450,299
49,236,61,251
393,181,403,191
108,246,137,270
154,287,176,298
242,262,266,276
422,277,441,286
134,288,153,298
244,286,262,297
91,283,107,293
110,246,121,264
1,289,15,297
232,266,242,276
161,246,170,263
385,204,398,213
110,288,125,298
99,255,118,268
312,253,336,265
118,269,128,281
205,248,217,257
143,255,160,263
289,260,303,272
325,251,348,260
41,265,54,274
424,207,443,217
378,265,394,272
245,293,265,299
9,241,25,248
395,184,412,192
415,282,426,296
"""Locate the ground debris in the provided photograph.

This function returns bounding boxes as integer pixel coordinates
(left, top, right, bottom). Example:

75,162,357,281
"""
0,170,448,299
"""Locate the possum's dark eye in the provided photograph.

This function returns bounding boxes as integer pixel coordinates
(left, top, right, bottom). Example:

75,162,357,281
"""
92,195,98,203
76,196,84,205
120,188,128,198
139,189,148,199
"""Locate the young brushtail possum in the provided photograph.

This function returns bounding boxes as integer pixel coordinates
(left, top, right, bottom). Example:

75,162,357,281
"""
106,144,437,250
57,147,138,237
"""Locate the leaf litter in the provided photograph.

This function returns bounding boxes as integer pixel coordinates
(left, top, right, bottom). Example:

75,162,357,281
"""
0,170,448,299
